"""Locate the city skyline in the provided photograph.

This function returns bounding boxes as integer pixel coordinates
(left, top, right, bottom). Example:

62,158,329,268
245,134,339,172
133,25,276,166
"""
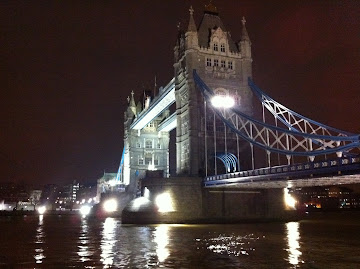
1,1,359,185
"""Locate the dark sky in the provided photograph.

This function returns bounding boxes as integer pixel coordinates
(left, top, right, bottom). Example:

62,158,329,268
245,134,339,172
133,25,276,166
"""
1,1,359,186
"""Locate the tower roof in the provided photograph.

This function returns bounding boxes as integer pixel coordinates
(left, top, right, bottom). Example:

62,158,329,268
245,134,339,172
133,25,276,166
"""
187,6,197,32
197,9,239,52
241,16,250,42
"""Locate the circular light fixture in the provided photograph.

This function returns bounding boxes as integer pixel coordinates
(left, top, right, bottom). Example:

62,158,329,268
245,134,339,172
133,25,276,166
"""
211,95,235,108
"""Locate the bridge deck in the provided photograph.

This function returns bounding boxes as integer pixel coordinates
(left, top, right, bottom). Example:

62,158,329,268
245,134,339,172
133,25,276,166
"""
204,156,360,189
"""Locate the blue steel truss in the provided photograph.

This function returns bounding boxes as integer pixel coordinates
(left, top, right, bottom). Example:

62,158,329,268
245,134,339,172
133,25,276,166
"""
248,78,357,156
193,70,360,158
115,147,125,183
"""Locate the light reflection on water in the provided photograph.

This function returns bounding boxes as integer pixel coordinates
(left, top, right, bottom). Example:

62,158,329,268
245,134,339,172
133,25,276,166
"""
197,232,260,257
1,215,359,268
34,215,45,264
153,224,170,262
100,217,118,268
77,217,92,262
286,221,303,266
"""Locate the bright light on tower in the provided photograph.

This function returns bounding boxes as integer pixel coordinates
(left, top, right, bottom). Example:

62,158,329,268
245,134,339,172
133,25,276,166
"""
211,95,235,108
155,192,174,213
103,199,118,213
284,188,297,209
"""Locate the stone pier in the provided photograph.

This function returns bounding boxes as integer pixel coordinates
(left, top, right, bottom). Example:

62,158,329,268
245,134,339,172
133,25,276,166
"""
121,176,297,224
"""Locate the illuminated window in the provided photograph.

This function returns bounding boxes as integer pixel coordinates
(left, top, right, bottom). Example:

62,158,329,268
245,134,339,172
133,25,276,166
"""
220,43,225,52
214,59,219,67
221,60,225,68
206,58,212,66
213,43,218,51
145,140,153,149
228,61,233,70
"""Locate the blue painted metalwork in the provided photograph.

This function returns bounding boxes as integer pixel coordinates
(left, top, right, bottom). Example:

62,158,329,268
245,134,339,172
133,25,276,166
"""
193,69,360,157
204,156,360,187
115,147,125,183
248,78,358,156
248,78,354,136
215,152,239,173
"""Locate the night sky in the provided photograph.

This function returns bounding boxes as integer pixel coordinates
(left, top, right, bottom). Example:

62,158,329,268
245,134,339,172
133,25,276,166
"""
1,1,360,186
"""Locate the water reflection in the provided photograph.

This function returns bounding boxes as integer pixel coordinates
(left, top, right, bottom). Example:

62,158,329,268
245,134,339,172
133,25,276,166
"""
203,233,259,257
34,215,46,264
286,222,302,266
153,225,170,262
100,217,118,268
77,218,93,262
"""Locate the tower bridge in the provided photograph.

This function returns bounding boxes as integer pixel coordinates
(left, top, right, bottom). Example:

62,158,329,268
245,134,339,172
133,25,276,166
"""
107,3,360,223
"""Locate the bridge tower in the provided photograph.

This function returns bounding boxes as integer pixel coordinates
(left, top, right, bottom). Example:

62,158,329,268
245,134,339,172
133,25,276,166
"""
174,3,253,176
123,91,170,193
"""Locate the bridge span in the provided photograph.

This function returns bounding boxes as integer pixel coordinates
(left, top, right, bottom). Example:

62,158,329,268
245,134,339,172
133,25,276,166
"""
204,156,360,188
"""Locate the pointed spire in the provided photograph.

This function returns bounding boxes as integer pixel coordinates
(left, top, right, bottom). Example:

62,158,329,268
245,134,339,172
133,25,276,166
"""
187,6,197,32
153,75,157,96
130,90,136,107
128,90,137,116
241,16,250,42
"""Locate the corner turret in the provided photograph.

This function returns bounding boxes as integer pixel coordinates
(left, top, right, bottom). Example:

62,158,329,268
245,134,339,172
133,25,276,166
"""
128,91,137,116
185,6,199,51
239,16,251,59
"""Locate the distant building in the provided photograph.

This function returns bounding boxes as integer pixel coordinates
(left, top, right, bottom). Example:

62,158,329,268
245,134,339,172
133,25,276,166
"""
40,184,59,205
293,186,360,210
76,184,97,205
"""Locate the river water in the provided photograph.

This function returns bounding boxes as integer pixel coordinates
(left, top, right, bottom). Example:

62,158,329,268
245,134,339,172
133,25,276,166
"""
0,213,360,268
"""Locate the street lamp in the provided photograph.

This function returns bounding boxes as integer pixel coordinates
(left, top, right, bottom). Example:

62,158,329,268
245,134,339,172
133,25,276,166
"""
211,95,235,108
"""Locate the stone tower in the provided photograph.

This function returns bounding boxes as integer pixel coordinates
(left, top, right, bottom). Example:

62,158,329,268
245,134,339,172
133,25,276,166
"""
123,91,170,194
174,3,253,176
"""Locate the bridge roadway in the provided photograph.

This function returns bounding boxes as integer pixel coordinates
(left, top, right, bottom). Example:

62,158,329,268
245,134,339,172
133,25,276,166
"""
204,156,360,189
130,78,176,131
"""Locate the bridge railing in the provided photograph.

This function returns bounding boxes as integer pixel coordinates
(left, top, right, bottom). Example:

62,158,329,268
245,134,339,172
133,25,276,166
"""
205,156,360,183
